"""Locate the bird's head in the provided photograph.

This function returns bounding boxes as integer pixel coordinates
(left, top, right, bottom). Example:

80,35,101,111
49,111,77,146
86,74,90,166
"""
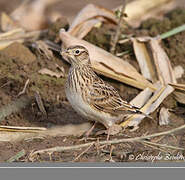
61,45,90,66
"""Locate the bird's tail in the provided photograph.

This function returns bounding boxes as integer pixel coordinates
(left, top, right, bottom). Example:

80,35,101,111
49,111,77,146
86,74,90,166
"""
115,102,152,119
133,106,152,119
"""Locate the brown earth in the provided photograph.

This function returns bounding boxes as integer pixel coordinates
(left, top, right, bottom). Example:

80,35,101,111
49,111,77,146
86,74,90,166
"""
0,4,185,162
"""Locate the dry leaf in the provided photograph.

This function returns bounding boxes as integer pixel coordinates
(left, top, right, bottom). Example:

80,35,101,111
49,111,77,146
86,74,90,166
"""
0,28,25,50
68,3,117,37
169,83,185,91
69,19,101,39
135,36,177,85
0,132,41,142
173,65,184,79
11,0,60,30
0,12,20,31
0,29,46,50
0,125,46,132
0,123,91,142
130,87,153,108
169,83,185,104
159,107,170,126
0,28,25,40
173,91,185,104
60,29,155,91
39,68,65,78
149,37,177,85
131,38,157,82
123,0,174,27
0,126,46,142
121,83,174,129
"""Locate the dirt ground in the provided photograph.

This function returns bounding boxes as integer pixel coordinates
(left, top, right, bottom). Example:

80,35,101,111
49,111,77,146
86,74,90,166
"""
0,1,185,162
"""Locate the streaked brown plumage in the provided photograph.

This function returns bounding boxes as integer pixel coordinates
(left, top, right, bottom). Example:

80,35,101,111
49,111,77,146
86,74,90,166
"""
61,45,149,134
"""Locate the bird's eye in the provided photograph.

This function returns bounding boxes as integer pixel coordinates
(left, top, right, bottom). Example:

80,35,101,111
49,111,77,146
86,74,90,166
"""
75,50,80,55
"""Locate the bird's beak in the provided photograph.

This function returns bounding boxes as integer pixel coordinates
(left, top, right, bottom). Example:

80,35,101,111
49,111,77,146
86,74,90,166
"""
61,50,71,64
61,50,68,58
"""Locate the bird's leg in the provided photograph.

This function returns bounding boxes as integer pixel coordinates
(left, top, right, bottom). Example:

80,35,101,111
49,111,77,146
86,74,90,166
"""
85,122,97,138
107,124,122,141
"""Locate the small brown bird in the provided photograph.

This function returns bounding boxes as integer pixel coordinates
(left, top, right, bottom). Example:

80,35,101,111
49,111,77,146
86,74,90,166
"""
61,45,149,137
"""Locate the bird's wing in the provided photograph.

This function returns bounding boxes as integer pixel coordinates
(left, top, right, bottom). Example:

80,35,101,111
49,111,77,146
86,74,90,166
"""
87,79,139,116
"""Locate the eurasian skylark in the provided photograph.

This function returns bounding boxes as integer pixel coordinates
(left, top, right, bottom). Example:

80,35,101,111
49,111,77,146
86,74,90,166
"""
61,45,149,136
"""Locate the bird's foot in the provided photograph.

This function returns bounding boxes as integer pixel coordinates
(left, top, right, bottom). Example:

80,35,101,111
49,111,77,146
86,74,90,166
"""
79,122,97,142
95,124,122,140
106,124,122,141
85,122,97,137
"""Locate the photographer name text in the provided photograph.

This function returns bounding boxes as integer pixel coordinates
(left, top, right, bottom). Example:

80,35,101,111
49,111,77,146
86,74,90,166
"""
128,152,185,162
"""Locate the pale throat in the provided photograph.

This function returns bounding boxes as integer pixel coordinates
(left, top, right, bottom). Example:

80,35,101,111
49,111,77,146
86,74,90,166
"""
71,56,91,67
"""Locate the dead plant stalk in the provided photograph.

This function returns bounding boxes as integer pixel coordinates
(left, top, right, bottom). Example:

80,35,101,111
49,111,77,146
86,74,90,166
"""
110,0,127,54
30,123,185,158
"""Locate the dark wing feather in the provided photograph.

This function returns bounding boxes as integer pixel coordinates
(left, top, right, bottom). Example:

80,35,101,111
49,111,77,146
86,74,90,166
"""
87,79,138,116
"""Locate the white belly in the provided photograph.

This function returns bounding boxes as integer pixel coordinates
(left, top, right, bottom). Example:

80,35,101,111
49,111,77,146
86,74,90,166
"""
65,84,118,128
65,87,89,118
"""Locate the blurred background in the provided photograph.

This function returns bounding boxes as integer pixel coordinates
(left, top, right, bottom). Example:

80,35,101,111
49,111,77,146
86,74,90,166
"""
0,0,184,23
0,0,124,22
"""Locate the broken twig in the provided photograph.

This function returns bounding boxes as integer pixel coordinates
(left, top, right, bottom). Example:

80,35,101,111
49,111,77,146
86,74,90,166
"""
140,140,183,151
17,79,30,97
72,143,94,162
30,123,185,158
